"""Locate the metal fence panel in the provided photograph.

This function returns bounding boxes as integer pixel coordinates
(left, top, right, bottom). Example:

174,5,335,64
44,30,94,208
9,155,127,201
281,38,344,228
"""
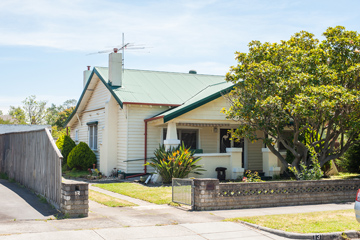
172,178,194,207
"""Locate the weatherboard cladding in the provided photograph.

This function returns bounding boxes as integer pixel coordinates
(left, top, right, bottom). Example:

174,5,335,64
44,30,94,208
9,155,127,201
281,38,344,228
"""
69,80,109,167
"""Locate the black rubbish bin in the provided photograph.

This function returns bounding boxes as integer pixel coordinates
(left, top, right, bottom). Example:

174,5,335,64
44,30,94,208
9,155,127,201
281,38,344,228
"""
215,167,227,181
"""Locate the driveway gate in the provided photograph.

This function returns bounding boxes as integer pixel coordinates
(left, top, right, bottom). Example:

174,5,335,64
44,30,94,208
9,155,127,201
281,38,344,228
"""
172,178,194,209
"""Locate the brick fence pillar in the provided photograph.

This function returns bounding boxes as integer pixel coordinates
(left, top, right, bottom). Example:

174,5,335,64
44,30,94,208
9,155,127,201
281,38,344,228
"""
193,178,219,210
61,179,89,217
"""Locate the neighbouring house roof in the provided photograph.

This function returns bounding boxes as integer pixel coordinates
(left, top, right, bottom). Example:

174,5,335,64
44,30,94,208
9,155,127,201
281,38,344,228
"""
0,125,51,134
0,115,16,123
65,67,234,126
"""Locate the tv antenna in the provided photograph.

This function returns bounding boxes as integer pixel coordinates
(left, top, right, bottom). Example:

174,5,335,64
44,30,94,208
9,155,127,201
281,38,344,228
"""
88,33,150,72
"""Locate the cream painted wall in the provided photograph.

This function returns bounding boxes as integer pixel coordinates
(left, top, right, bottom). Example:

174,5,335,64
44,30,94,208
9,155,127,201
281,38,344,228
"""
247,131,264,171
199,127,218,153
175,96,232,122
117,105,128,172
70,78,111,169
126,104,166,173
100,96,119,176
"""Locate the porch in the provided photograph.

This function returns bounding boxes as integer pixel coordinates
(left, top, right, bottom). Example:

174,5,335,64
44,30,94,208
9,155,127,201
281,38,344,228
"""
148,119,283,180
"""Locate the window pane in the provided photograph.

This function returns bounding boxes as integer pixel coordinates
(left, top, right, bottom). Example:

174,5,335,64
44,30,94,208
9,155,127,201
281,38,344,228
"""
181,130,197,149
89,126,93,149
94,125,98,149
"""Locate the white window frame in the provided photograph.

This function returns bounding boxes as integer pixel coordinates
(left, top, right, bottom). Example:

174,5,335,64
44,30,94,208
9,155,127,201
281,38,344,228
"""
75,129,79,142
88,124,98,150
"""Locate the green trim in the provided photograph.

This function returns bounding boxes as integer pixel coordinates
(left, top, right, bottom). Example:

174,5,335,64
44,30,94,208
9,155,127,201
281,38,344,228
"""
86,121,98,125
64,68,124,127
93,68,124,108
163,85,235,123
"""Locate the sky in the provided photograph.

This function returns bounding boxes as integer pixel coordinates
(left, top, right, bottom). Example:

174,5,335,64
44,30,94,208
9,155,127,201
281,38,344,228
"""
0,0,359,114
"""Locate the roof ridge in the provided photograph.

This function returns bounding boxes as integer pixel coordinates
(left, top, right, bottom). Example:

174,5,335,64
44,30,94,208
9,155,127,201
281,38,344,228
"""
181,81,231,105
181,85,212,105
93,66,225,77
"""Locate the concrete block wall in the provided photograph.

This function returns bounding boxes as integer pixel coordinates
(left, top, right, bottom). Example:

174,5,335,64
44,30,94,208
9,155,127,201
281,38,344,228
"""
193,178,360,210
61,180,89,217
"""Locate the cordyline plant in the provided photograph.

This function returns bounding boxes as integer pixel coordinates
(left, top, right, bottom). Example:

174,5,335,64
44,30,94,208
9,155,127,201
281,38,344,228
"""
145,143,206,184
223,26,360,172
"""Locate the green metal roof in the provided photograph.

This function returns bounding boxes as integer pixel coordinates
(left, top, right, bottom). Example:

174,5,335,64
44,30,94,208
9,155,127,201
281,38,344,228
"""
65,67,233,127
95,67,227,105
149,81,234,123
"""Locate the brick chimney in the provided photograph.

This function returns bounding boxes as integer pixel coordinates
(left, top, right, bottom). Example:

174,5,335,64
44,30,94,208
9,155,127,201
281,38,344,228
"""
109,52,122,87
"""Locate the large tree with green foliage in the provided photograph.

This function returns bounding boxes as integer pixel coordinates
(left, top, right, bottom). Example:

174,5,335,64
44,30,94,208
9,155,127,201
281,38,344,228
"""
8,106,26,124
9,95,47,125
224,26,360,171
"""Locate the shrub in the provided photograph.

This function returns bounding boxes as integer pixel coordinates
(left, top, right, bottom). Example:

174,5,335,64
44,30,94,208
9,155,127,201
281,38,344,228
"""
145,144,206,184
238,170,263,182
67,142,97,170
336,140,360,173
288,146,323,180
56,135,76,166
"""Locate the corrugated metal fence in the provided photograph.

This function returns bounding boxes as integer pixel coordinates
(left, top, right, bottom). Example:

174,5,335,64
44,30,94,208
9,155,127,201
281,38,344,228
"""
0,127,63,208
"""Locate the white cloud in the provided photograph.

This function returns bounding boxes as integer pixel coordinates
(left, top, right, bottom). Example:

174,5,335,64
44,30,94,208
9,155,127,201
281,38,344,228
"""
0,0,353,57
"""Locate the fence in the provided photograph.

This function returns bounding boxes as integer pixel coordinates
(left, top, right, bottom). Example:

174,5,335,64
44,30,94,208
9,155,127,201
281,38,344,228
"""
172,178,194,208
0,127,63,209
192,178,360,210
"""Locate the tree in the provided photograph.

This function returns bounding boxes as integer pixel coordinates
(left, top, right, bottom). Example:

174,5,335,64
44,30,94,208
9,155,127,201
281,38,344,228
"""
22,95,47,125
224,26,360,171
62,99,77,110
8,106,26,124
54,106,75,129
0,110,3,115
67,142,97,170
46,103,62,126
45,99,77,126
56,135,76,166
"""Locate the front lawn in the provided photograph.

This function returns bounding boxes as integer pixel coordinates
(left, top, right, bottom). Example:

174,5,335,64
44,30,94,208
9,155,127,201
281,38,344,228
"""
225,209,359,233
329,172,360,180
89,190,137,207
93,182,172,205
62,170,89,179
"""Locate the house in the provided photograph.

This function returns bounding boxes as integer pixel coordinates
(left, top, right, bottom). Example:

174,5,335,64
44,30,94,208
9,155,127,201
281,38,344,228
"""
0,115,16,124
65,52,282,179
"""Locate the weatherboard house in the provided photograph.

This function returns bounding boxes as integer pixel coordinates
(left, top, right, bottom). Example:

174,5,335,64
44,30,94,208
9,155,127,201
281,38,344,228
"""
65,53,282,178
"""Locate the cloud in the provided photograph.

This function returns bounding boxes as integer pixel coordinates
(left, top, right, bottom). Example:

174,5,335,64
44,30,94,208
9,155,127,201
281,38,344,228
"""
0,0,354,58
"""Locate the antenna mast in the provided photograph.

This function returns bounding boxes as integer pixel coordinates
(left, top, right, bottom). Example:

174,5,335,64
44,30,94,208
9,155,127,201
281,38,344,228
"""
122,33,125,74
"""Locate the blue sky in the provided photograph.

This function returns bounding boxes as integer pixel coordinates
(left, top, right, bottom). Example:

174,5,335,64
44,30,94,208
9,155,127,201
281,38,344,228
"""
0,0,359,113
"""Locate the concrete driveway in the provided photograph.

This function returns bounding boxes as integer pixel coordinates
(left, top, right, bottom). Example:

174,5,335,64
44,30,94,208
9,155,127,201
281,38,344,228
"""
0,179,57,221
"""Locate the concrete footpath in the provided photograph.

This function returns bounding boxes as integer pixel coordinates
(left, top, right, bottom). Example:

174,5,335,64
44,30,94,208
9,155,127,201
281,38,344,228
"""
0,181,356,240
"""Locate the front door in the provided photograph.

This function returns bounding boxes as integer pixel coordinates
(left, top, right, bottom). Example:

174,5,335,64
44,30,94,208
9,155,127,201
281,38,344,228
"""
220,129,244,167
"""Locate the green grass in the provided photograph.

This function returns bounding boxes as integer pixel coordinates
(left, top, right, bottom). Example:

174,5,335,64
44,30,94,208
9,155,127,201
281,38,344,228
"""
329,172,360,180
89,190,137,207
0,172,9,180
37,194,48,204
63,170,89,179
93,183,172,205
225,209,360,233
